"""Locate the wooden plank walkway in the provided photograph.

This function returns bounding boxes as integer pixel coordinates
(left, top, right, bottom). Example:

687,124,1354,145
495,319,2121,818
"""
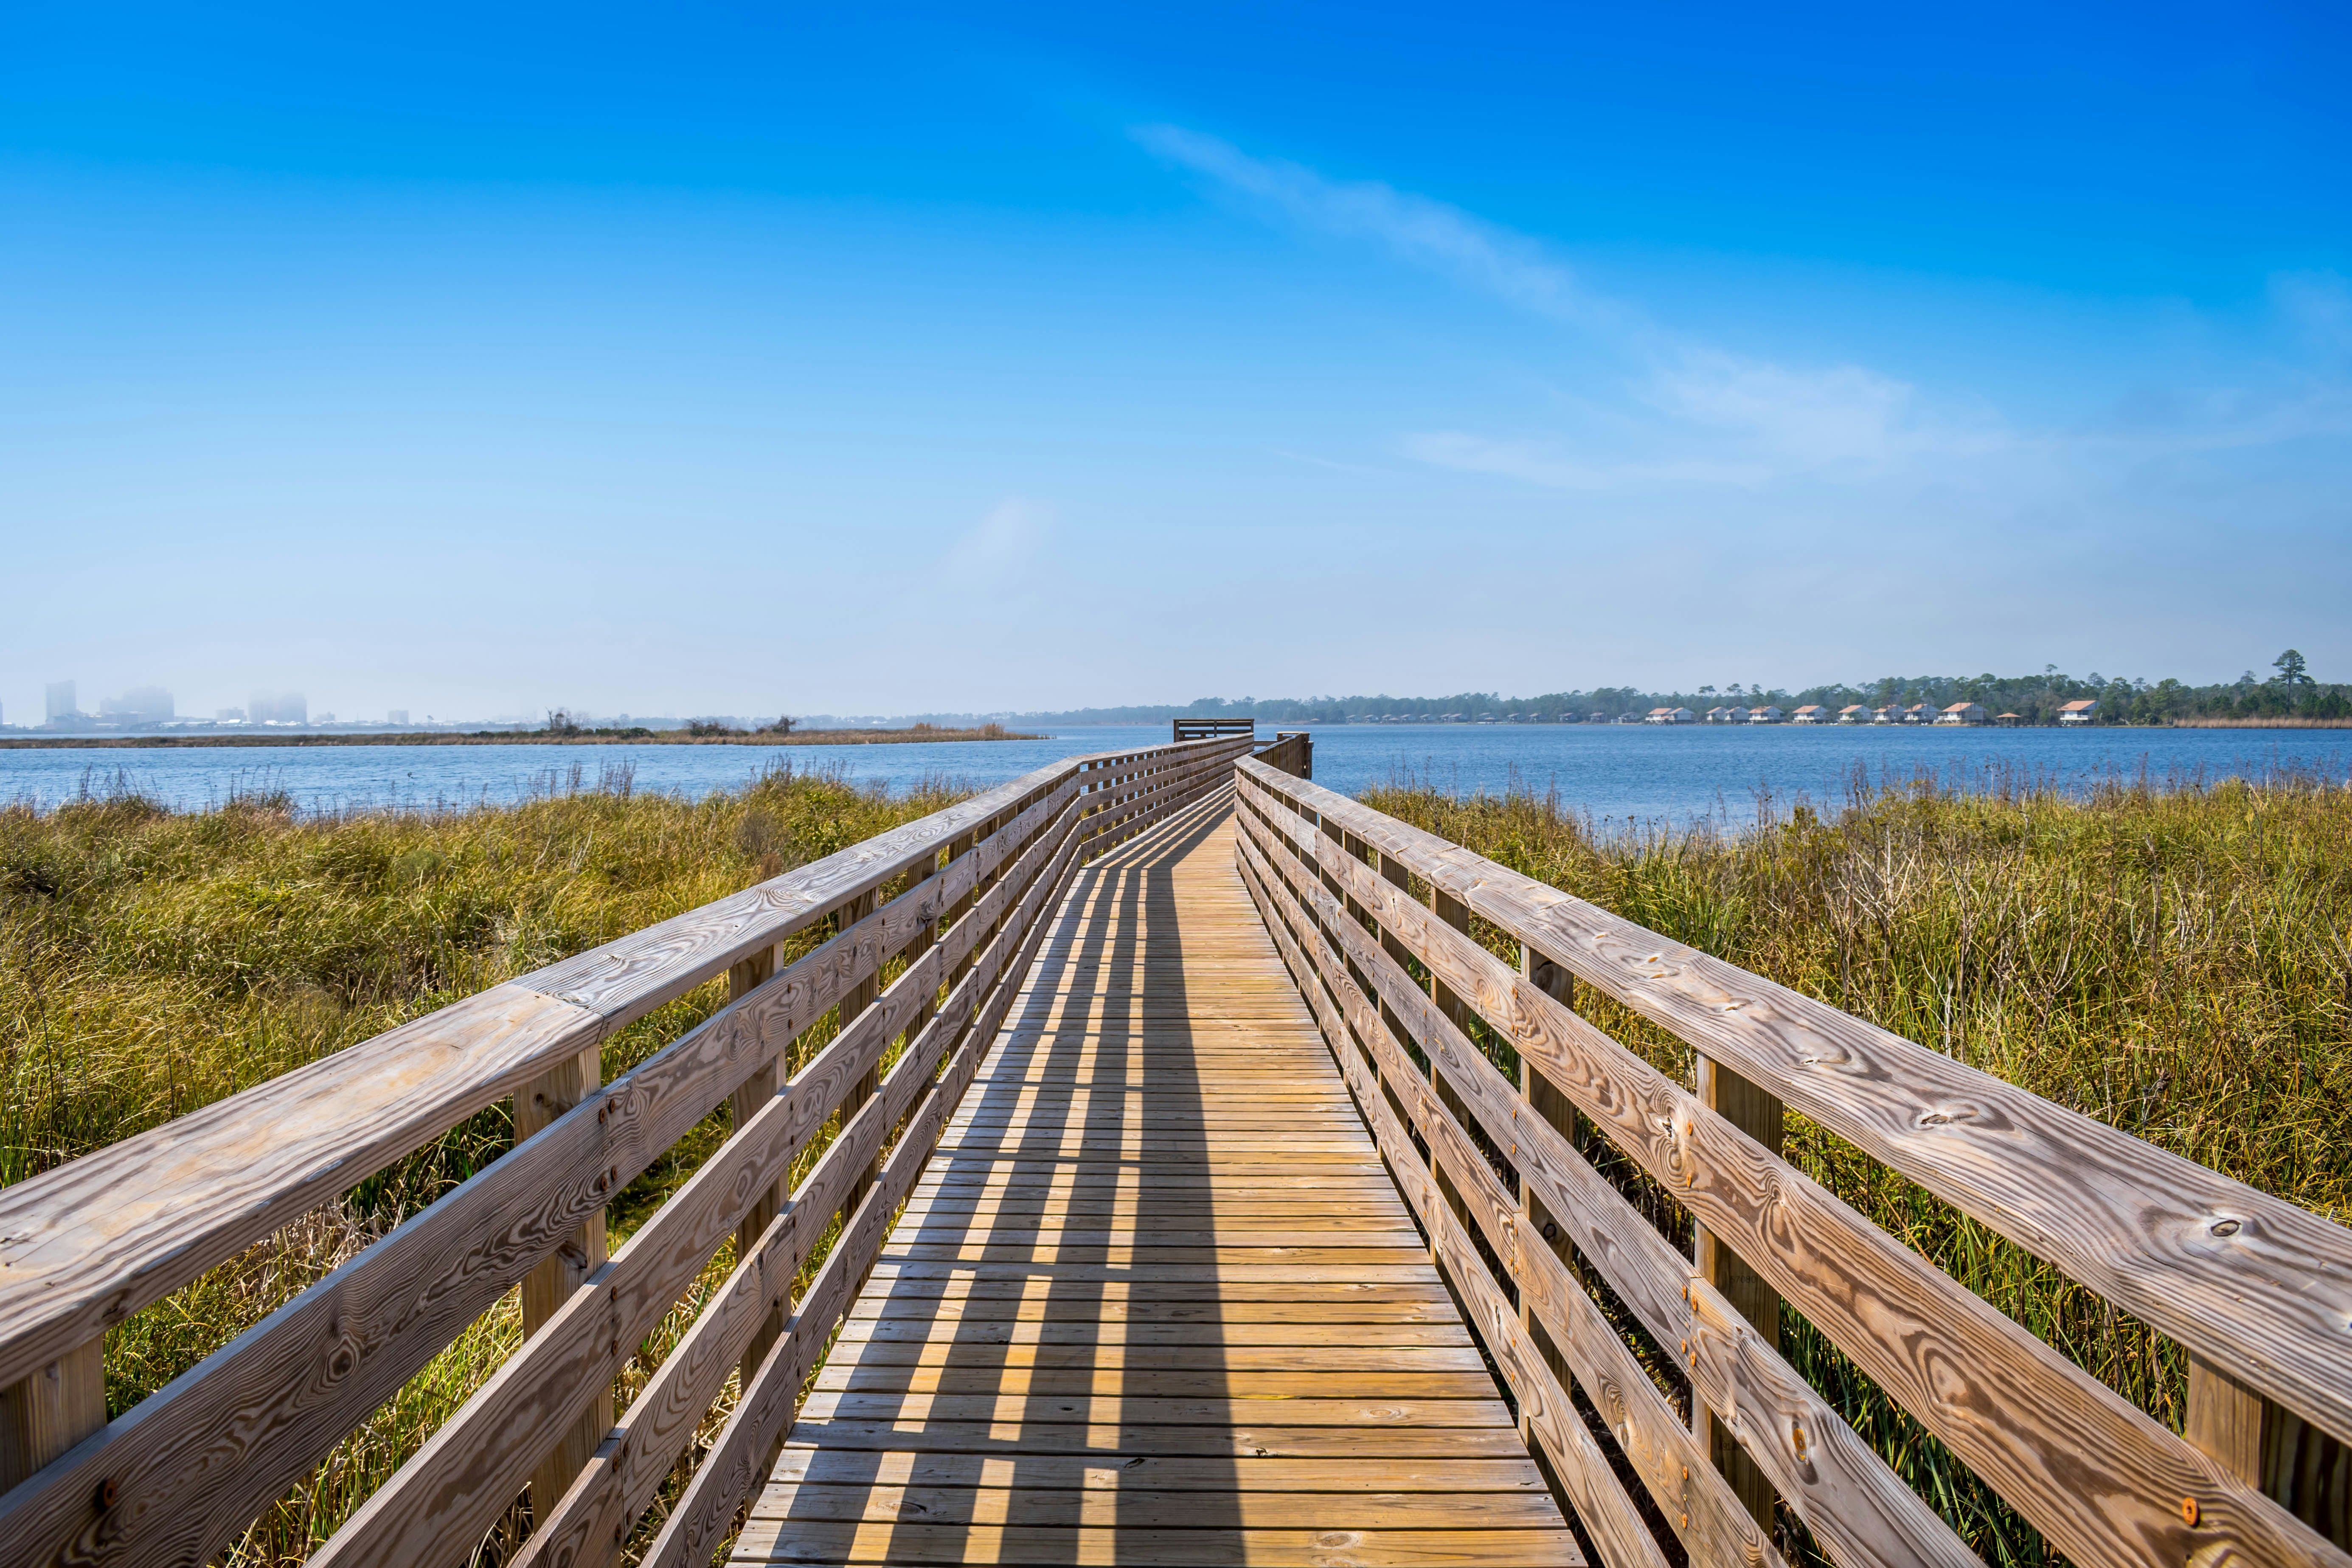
732,788,1581,1566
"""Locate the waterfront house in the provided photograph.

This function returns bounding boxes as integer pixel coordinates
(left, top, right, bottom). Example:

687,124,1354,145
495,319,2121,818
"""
1725,705,1751,724
2059,699,2099,724
1645,707,1695,725
1873,705,1901,724
1703,706,1734,723
1838,704,1870,724
1995,712,2025,726
1902,703,1934,724
1791,704,1828,723
1747,705,1783,723
1935,702,1987,725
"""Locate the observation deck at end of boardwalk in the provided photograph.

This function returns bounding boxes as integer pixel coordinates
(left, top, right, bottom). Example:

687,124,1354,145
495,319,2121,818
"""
2,724,2350,1568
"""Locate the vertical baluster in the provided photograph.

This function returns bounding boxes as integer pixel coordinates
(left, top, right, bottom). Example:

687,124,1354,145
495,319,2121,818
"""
1692,1054,1782,1529
0,1339,105,1491
943,825,981,991
728,943,783,1385
1518,945,1576,1453
1425,885,1480,1246
518,1045,610,1530
835,887,883,1223
2188,1357,2348,1546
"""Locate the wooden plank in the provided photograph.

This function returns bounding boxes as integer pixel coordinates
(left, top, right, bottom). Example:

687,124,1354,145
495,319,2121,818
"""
637,799,1081,1568
768,1448,1556,1492
0,981,599,1396
782,1422,1535,1458
303,809,1098,1568
1244,800,1980,1567
1241,764,2352,1568
712,805,1569,1568
1233,842,1670,1568
511,873,1055,1568
745,1484,1567,1528
731,1521,1586,1565
794,1392,1516,1428
1244,762,2352,1456
0,756,1096,1407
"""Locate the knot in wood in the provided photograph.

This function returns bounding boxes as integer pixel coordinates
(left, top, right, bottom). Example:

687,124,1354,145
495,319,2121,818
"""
2209,1217,2241,1237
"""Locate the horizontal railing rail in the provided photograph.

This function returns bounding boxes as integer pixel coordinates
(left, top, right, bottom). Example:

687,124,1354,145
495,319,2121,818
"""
1232,755,2352,1568
0,732,1256,1568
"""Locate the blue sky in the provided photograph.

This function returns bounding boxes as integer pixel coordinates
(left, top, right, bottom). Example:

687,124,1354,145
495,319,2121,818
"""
4,2,2347,720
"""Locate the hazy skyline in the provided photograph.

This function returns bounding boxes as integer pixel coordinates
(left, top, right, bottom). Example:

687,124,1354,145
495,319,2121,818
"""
6,3,2347,723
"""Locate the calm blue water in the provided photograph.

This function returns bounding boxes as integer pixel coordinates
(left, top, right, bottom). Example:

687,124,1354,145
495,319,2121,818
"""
5,723,2347,826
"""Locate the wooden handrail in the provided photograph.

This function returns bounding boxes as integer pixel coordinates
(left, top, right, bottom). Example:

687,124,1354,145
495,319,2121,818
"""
0,733,1253,1568
1232,756,2352,1567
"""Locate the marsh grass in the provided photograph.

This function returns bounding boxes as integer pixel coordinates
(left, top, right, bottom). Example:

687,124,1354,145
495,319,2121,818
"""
0,760,964,1564
1363,761,2352,1564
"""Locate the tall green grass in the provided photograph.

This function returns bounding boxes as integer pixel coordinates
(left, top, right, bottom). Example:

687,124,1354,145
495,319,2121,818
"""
1363,762,2352,1564
0,762,964,1564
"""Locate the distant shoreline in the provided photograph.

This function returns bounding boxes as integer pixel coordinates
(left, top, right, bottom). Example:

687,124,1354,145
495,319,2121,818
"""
0,725,1044,751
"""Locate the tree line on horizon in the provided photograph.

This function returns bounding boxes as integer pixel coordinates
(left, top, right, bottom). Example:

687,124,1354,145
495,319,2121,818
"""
894,650,2342,728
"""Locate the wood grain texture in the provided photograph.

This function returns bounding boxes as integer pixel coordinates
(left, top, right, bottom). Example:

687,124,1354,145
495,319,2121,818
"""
1237,849,1669,1568
0,1340,104,1492
0,774,1104,1568
0,982,600,1394
509,817,1089,1568
716,799,1571,1568
1241,792,1986,1567
0,746,1099,1410
1240,761,2352,1454
647,823,1071,1568
1694,1054,1784,1531
318,784,1090,1568
1240,827,1785,1568
518,1046,613,1536
1238,763,2352,1568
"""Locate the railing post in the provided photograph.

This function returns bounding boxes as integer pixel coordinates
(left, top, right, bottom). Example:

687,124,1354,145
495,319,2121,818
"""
1517,945,1576,1454
517,1044,610,1533
1692,1053,1782,1530
835,888,883,1222
2187,1356,2347,1545
0,1339,104,1491
728,943,784,1386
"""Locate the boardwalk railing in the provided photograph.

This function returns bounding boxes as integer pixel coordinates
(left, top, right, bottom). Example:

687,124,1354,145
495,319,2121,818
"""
0,731,1256,1568
1232,756,2352,1568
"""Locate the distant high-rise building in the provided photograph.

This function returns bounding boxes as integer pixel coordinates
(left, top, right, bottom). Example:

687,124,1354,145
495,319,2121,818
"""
100,686,174,723
250,691,308,725
216,707,247,722
388,709,410,726
45,680,76,725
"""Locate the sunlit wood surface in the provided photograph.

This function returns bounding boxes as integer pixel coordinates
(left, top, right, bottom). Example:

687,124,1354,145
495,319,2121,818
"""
731,790,1580,1566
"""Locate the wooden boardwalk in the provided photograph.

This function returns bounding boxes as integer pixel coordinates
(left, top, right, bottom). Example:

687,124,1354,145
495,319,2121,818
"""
733,789,1580,1566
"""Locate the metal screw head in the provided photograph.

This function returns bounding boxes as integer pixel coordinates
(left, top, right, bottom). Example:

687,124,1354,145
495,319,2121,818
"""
2181,1497,2200,1526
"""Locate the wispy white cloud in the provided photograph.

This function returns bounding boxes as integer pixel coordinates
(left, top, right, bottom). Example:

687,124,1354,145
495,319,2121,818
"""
1136,123,2007,487
1402,431,1773,491
942,497,1052,583
1134,124,1625,333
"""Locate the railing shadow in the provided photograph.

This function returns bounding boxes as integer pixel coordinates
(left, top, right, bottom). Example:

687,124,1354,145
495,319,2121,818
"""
784,790,1241,1563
